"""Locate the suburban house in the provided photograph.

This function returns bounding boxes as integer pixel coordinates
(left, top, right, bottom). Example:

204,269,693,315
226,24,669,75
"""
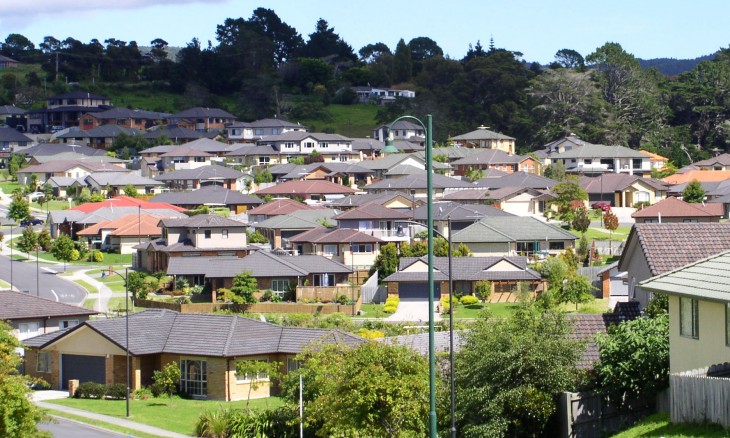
256,132,358,162
333,203,414,243
80,107,171,131
150,186,263,214
167,250,354,295
254,209,337,250
618,223,730,308
329,192,420,212
17,159,128,186
0,54,19,68
372,120,425,143
362,173,475,198
76,213,164,254
268,162,374,188
639,150,670,170
224,144,285,167
350,138,386,160
136,215,249,273
0,126,32,148
288,227,383,269
486,187,554,216
56,125,146,148
450,126,516,154
451,216,577,258
23,309,362,400
0,104,27,132
26,91,111,133
631,197,723,223
0,290,96,343
247,198,324,223
254,180,356,202
144,125,217,144
226,118,307,142
383,256,543,302
172,107,237,131
595,262,629,309
82,172,165,196
683,153,730,171
354,86,415,104
578,173,668,207
357,153,449,179
475,171,558,191
411,201,514,238
550,143,652,176
155,164,245,191
451,150,540,175
158,147,214,172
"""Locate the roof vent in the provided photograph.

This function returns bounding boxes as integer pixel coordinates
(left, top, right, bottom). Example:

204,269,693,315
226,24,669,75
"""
477,125,490,130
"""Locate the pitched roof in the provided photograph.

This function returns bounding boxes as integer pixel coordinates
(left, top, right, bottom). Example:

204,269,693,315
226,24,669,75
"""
289,227,383,244
155,164,244,181
631,197,723,219
173,107,236,119
579,173,667,194
639,250,730,301
551,144,650,159
452,216,577,243
329,192,417,209
24,309,363,357
662,170,730,185
254,180,356,196
333,202,412,220
0,290,97,320
618,223,730,276
19,160,128,174
412,201,513,221
160,214,244,229
254,209,337,230
0,105,26,115
364,173,475,190
70,196,186,213
0,127,32,142
690,153,730,168
451,149,526,165
228,118,305,129
258,132,351,143
85,172,163,187
383,256,541,283
144,125,215,141
20,143,109,158
474,171,558,190
77,213,162,237
56,125,144,139
381,331,464,355
150,186,262,206
450,127,515,141
248,198,320,216
85,107,170,120
167,251,351,277
159,147,213,158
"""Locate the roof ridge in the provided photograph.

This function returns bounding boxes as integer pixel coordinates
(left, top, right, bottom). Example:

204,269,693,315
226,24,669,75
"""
223,316,238,356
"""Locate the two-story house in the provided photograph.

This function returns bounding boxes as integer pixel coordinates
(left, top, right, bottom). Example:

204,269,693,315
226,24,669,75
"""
372,120,425,144
80,108,171,131
226,118,307,142
256,132,358,162
26,91,111,133
288,227,384,270
155,164,245,191
171,107,237,131
449,126,516,154
451,149,540,175
550,143,652,176
254,180,356,202
333,203,414,243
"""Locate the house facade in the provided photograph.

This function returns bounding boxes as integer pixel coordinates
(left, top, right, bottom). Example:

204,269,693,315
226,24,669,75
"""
550,144,652,176
226,118,307,142
450,126,516,154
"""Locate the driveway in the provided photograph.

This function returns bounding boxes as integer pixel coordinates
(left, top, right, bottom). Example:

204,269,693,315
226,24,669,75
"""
386,299,441,323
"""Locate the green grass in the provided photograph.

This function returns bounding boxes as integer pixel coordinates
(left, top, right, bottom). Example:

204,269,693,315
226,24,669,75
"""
34,250,132,266
559,298,609,314
42,410,161,438
571,226,632,242
30,200,70,211
74,279,97,294
358,303,387,318
297,103,379,138
82,298,98,310
0,181,22,194
611,412,730,437
47,396,285,435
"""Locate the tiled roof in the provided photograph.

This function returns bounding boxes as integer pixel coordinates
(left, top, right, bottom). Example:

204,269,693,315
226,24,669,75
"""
452,216,577,243
254,209,336,230
224,144,278,157
690,153,730,168
155,164,244,181
381,331,464,356
173,107,236,119
350,138,386,151
474,172,558,190
0,290,97,320
85,172,163,187
86,107,170,120
150,186,262,206
24,309,363,356
160,214,245,229
177,138,241,153
451,149,526,165
248,198,320,216
579,174,668,194
450,127,515,141
551,144,650,159
640,251,730,301
167,251,351,277
258,131,351,143
254,180,356,196
288,227,383,244
144,125,216,141
57,125,144,139
632,197,723,218
71,196,186,213
333,202,412,220
364,174,475,190
0,127,32,142
0,105,27,115
383,256,541,283
20,143,108,158
662,170,730,185
441,188,493,201
19,160,128,174
412,201,513,221
77,213,162,237
329,192,417,209
159,147,213,157
228,118,305,129
619,223,730,275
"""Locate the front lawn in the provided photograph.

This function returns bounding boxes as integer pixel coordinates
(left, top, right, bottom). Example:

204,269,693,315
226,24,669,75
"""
611,412,730,437
571,226,632,242
33,250,133,266
46,396,285,435
31,200,70,211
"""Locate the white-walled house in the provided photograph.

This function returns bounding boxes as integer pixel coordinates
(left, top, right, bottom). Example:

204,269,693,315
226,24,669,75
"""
226,118,307,142
550,144,652,176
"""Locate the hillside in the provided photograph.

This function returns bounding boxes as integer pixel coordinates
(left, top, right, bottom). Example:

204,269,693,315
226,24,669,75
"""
638,53,716,76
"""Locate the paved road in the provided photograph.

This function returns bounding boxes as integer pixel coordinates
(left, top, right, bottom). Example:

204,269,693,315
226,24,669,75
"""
39,416,127,438
0,253,87,304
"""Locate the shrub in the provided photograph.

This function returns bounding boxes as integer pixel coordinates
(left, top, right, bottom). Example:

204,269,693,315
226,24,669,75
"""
133,387,153,400
158,275,173,291
75,382,107,399
189,284,204,295
152,362,180,397
357,328,385,339
385,296,400,306
383,304,397,313
91,250,104,262
260,289,274,302
175,277,189,292
335,294,349,305
106,383,127,400
175,295,191,304
271,293,283,303
475,281,492,302
460,295,479,305
440,296,459,314
69,249,80,261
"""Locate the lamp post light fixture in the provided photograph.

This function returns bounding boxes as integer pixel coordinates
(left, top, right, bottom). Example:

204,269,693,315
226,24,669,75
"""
385,114,437,437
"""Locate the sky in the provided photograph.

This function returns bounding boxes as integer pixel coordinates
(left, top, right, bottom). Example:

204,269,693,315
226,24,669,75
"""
1,0,728,64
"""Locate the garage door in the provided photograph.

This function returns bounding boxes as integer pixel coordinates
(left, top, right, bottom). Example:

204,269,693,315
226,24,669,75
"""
61,354,106,390
399,282,440,301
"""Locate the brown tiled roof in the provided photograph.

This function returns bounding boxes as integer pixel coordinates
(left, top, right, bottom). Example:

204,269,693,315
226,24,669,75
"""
663,170,730,185
333,202,412,220
579,173,667,194
77,213,163,237
288,227,383,244
632,197,723,218
255,180,356,196
0,290,97,321
247,198,321,216
621,223,730,276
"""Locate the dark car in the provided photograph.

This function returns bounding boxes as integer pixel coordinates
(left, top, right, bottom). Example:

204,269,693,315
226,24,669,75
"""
20,218,44,227
590,201,611,211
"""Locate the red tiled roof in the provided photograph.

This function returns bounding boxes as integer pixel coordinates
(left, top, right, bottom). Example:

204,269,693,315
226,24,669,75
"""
70,196,187,213
247,198,322,216
77,214,163,237
254,180,357,196
663,170,730,184
632,197,724,218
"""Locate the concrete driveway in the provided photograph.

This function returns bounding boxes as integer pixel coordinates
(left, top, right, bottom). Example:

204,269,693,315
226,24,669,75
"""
386,299,441,323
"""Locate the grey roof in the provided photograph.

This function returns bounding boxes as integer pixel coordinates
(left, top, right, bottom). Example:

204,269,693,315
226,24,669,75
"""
0,127,32,142
255,209,337,230
364,173,475,190
150,186,262,206
329,192,417,209
228,118,306,129
139,145,178,155
356,154,423,171
177,138,242,153
350,138,386,151
333,203,411,221
173,107,236,119
31,152,124,164
47,176,82,187
381,331,464,355
20,143,108,158
383,256,541,282
450,127,515,141
87,107,171,120
160,214,245,229
167,251,351,277
475,172,558,190
258,132,351,143
578,174,668,194
412,201,513,221
155,164,244,181
640,250,730,301
452,216,577,243
20,159,128,174
85,172,163,187
0,105,27,115
24,309,363,357
551,144,650,159
288,227,383,244
0,290,97,321
451,149,525,166
57,125,144,139
225,144,279,157
385,164,426,176
144,125,216,141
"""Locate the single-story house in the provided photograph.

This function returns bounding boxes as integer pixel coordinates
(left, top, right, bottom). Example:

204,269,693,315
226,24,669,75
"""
150,186,263,214
631,197,723,223
76,213,163,254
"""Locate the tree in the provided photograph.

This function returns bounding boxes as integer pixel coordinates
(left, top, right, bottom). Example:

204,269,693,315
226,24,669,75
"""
152,361,181,397
682,179,705,203
554,48,585,70
455,304,583,437
50,234,75,271
0,320,50,437
543,162,567,182
236,360,280,407
399,241,427,258
123,184,138,198
556,273,595,311
230,271,258,304
7,192,30,222
544,178,587,224
284,342,430,436
1,33,37,59
370,242,398,282
126,271,147,301
595,315,669,409
303,18,356,62
15,227,38,258
8,153,26,180
540,257,569,292
604,210,619,254
571,206,591,234
392,39,412,83
465,166,485,182
358,42,391,63
577,234,589,265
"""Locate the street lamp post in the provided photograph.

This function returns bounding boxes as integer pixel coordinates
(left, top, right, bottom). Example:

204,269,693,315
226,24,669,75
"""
385,114,436,437
108,268,131,418
9,222,13,290
36,245,40,297
447,216,456,438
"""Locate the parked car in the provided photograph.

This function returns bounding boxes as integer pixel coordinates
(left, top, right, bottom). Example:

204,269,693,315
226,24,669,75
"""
591,201,611,211
20,218,44,227
27,192,45,202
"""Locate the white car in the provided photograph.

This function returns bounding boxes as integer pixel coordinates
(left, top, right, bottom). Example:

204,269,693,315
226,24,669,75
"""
27,192,45,202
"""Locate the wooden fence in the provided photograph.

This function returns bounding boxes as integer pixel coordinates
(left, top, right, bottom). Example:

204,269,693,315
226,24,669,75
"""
670,363,730,428
296,285,360,302
137,295,362,316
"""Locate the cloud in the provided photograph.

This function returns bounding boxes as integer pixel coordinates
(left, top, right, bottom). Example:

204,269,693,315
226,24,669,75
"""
0,0,227,17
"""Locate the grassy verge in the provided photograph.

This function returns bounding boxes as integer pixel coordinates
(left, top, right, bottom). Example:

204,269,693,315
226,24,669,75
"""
42,409,161,438
611,412,730,437
82,298,98,310
559,298,609,314
74,279,97,294
47,396,285,435
358,303,387,318
571,226,632,242
31,200,70,211
0,181,23,194
33,250,132,266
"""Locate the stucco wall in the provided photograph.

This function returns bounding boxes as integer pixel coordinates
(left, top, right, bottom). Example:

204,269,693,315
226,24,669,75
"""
669,295,730,373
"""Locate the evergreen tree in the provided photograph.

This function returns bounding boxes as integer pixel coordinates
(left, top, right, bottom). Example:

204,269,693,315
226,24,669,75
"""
392,38,412,83
682,179,705,203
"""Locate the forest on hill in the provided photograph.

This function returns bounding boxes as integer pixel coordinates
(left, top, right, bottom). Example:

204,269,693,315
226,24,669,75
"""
0,7,728,166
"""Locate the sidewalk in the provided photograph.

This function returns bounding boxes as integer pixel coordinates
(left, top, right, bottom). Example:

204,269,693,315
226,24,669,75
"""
62,269,115,313
35,400,191,438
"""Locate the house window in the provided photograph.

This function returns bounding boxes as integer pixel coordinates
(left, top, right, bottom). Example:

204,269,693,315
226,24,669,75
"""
271,279,290,294
683,219,699,223
36,351,51,373
222,229,228,239
204,230,211,239
60,320,78,329
180,359,207,397
287,358,300,372
304,142,314,148
494,282,517,293
320,142,328,148
548,241,565,251
632,159,643,169
258,156,270,165
235,359,270,383
643,219,659,223
272,129,280,135
254,129,264,135
680,297,699,339
18,322,39,340
351,244,373,253
323,244,338,256
314,274,335,287
285,143,295,149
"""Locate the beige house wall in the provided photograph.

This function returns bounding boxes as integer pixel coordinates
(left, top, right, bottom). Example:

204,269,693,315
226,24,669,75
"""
668,295,730,373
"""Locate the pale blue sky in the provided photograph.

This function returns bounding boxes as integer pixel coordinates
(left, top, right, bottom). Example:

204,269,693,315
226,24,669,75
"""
1,0,727,63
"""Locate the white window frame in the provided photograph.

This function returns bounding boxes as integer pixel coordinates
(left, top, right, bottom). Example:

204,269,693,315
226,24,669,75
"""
235,359,270,383
304,142,314,148
323,244,338,256
222,229,228,239
36,351,51,373
18,322,39,340
180,359,207,397
271,279,290,294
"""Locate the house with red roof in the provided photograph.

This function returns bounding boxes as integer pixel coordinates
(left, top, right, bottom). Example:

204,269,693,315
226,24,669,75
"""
68,196,187,214
247,198,324,223
631,197,723,223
